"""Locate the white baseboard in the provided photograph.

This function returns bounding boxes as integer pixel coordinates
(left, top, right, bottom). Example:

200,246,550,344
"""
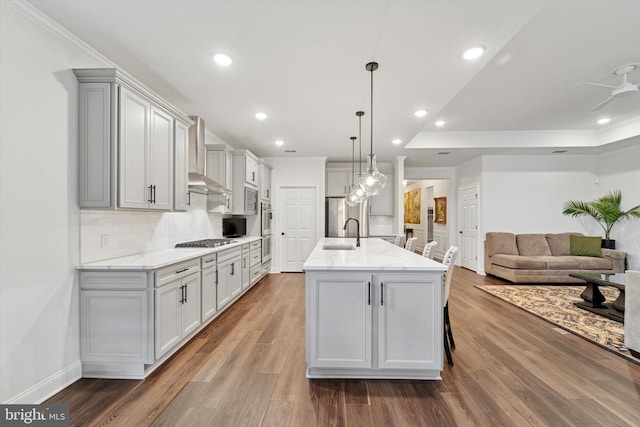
5,361,82,404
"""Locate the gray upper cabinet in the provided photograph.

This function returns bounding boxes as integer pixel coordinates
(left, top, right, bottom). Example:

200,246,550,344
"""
205,144,233,192
259,160,272,202
74,68,192,210
235,150,259,188
369,171,394,216
326,170,350,196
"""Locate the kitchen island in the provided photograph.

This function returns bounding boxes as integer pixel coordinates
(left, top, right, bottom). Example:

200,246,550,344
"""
303,237,447,380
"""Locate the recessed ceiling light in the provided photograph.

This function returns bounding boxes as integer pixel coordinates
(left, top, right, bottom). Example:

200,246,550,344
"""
275,140,284,146
414,110,428,118
435,120,446,127
463,45,485,60
392,139,402,145
597,118,611,125
254,112,267,120
212,54,232,66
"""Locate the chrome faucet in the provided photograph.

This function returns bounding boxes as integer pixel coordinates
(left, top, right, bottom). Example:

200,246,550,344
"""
343,217,360,247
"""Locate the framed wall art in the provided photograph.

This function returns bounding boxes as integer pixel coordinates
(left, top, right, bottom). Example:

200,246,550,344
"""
403,188,421,224
434,196,447,224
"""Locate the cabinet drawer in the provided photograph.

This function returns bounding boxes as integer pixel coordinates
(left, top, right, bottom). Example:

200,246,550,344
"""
250,251,261,267
262,261,271,274
217,246,242,263
201,253,217,268
241,244,250,254
155,259,200,288
81,271,148,290
250,264,262,283
250,240,262,251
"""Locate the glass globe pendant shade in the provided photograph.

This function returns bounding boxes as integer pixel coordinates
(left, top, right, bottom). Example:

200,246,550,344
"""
358,154,387,196
346,184,366,206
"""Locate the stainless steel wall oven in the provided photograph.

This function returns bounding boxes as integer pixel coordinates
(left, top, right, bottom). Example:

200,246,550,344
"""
261,202,272,263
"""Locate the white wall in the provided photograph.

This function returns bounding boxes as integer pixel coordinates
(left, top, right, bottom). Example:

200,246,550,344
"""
0,2,229,403
597,143,640,269
458,152,640,273
262,157,326,272
0,2,108,403
481,155,599,234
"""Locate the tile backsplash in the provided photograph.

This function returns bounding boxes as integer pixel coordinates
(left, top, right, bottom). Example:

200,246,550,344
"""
80,193,223,263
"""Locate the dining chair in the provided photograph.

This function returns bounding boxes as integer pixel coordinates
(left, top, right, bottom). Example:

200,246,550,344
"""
421,241,438,259
393,235,406,247
405,237,418,253
442,245,459,366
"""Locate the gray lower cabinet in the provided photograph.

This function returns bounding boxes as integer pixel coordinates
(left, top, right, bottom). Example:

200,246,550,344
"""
80,271,153,378
79,241,264,379
241,244,251,290
201,254,218,322
80,278,151,364
216,247,242,310
250,240,262,285
155,271,201,358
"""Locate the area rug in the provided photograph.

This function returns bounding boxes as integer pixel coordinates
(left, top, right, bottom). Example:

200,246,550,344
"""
476,285,640,365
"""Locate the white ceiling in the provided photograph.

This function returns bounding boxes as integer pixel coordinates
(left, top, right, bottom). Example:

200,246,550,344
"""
30,0,640,167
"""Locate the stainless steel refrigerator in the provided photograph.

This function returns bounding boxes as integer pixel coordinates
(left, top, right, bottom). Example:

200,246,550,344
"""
325,197,369,238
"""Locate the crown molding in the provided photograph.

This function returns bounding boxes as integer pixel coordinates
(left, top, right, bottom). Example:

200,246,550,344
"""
3,0,116,68
4,0,193,124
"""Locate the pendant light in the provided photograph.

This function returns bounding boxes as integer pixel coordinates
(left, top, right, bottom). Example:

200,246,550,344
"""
352,111,367,202
358,61,387,196
345,136,361,206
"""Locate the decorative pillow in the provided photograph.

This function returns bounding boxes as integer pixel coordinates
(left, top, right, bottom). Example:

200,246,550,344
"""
486,232,519,257
569,235,602,258
516,234,552,256
546,232,582,256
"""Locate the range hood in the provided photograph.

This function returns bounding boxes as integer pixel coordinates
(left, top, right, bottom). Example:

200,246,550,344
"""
188,116,223,193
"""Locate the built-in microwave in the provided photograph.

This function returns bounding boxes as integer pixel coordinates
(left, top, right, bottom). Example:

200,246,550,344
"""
244,187,258,214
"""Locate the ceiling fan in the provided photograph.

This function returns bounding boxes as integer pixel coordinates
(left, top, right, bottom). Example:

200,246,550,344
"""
576,63,639,111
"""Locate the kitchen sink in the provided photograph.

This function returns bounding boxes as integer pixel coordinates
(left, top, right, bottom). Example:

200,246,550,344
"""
322,244,356,250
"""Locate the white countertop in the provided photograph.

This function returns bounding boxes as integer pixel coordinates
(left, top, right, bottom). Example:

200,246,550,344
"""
79,236,262,270
303,237,447,271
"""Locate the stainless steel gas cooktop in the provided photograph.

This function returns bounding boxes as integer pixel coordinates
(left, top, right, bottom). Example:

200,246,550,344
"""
175,238,236,248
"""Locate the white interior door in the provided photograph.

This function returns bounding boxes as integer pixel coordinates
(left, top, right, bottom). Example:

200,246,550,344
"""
458,184,479,271
279,186,316,272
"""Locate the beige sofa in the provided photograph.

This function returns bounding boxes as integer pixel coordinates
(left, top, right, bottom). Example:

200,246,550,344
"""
484,232,626,283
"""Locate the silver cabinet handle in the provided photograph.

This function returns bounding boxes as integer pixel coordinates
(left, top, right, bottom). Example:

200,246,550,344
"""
368,282,371,306
380,282,384,306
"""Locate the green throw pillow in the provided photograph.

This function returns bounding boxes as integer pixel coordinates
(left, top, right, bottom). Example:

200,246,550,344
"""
569,235,602,257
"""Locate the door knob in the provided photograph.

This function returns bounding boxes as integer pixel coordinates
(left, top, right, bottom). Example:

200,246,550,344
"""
281,232,285,235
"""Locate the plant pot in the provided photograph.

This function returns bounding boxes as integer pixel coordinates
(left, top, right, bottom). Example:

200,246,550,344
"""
601,239,616,249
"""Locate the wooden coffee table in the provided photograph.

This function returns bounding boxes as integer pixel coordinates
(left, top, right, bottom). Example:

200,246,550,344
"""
570,272,626,323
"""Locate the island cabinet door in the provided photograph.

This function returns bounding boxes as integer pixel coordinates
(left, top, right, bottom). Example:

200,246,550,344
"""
376,273,443,370
307,272,373,369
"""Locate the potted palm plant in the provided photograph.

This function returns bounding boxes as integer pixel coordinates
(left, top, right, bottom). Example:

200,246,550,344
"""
562,190,640,249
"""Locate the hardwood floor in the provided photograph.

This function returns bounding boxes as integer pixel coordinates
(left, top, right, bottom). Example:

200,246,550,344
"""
46,268,640,426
